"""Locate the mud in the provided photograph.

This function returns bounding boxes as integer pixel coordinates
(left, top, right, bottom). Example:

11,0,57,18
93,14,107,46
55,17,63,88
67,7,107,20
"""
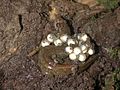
0,0,120,90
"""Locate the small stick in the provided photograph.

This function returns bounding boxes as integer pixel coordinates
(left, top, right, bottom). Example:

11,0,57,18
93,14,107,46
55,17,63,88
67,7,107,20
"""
27,46,40,57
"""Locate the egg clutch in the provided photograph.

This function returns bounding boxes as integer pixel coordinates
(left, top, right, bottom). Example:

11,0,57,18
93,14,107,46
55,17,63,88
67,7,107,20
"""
40,33,95,62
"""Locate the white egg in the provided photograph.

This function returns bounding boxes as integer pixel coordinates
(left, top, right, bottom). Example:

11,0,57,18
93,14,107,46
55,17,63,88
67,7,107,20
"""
47,33,55,42
67,39,76,45
81,45,88,53
81,45,87,51
73,47,81,55
60,34,68,42
69,53,77,60
81,34,88,42
65,46,73,54
54,39,62,46
88,48,94,55
47,66,52,69
78,41,82,46
41,39,50,47
82,49,88,53
78,53,86,62
77,33,88,42
77,33,82,40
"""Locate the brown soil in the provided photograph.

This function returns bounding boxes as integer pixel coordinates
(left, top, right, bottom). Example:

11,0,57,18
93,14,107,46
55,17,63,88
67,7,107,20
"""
0,0,120,90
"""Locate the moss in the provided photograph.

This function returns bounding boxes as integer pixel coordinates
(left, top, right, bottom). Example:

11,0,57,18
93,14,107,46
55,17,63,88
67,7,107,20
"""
114,68,120,90
104,68,120,90
108,47,120,60
103,74,114,90
90,15,97,21
90,13,100,22
97,0,119,10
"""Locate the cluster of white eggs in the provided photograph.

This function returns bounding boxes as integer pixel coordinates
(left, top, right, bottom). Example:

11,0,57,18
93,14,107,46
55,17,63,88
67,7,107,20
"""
41,33,95,62
41,33,69,47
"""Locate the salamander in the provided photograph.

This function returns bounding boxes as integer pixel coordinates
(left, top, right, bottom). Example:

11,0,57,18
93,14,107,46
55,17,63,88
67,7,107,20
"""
37,6,98,76
38,45,98,75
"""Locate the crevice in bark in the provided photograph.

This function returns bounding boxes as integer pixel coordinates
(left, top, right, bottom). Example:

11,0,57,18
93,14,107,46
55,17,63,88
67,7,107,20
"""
18,14,23,33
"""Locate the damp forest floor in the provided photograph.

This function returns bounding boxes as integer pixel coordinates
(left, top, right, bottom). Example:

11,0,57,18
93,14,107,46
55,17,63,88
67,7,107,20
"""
0,0,120,90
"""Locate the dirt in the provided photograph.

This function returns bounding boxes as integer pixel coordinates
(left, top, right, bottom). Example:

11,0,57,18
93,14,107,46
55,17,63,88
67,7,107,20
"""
0,0,120,90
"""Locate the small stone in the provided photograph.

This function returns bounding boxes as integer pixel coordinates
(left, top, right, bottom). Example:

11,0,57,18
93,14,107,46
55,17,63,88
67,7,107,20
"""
78,53,86,62
88,48,94,55
73,47,81,55
54,39,62,46
69,53,77,60
60,34,68,42
41,39,50,47
65,46,73,54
